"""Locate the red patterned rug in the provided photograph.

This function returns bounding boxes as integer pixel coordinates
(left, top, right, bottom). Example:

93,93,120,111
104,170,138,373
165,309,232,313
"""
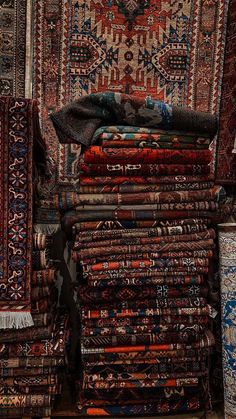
33,0,229,182
0,97,39,329
216,0,236,184
0,0,28,96
33,0,228,115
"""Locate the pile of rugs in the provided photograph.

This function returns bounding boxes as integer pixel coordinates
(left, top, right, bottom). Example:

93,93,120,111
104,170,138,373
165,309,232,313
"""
63,124,226,416
0,96,68,417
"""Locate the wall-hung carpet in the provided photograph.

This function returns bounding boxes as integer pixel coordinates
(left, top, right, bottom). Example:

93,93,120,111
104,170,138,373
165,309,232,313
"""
0,97,38,329
0,0,28,96
34,0,228,113
33,0,230,183
216,0,236,184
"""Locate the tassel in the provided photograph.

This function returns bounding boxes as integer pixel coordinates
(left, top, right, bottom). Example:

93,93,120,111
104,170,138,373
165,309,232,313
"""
34,223,61,235
0,312,34,329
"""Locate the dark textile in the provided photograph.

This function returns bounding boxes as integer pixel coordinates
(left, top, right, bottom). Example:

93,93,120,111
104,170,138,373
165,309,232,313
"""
76,228,215,249
50,93,218,146
0,375,58,386
0,324,53,343
87,275,205,288
84,256,213,272
33,233,53,250
79,385,202,404
82,377,199,389
31,312,53,327
81,250,213,266
81,297,207,312
32,269,56,285
80,162,211,176
80,181,215,193
81,306,212,320
74,221,209,242
80,174,215,186
0,313,67,358
82,347,212,364
82,323,206,338
78,284,206,304
0,406,51,417
85,360,207,375
0,97,40,327
0,356,64,368
31,285,51,301
1,366,58,377
72,187,223,207
66,216,211,234
84,315,209,329
63,211,215,235
82,331,205,348
0,384,60,395
77,397,202,415
83,147,211,165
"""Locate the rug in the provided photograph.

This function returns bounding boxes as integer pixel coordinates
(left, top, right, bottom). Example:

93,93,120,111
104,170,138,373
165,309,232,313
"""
0,0,28,96
0,97,41,329
33,1,229,183
216,0,236,184
218,223,236,419
33,0,228,113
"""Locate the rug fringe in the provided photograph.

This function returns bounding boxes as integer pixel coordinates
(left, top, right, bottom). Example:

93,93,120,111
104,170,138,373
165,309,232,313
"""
0,312,34,329
34,223,61,235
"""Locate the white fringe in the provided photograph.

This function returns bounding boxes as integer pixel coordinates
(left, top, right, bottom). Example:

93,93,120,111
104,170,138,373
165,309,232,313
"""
0,312,34,329
33,223,61,235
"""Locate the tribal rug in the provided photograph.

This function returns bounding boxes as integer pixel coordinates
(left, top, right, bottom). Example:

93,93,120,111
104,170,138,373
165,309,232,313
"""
0,97,40,329
33,0,229,182
218,224,236,419
0,0,28,96
33,0,228,114
216,0,236,184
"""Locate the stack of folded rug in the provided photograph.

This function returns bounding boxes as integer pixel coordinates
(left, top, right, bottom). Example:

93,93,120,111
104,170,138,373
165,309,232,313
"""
0,228,68,418
65,125,225,416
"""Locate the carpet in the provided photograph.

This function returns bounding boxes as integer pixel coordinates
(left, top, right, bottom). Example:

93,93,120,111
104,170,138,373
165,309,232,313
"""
33,1,229,184
0,97,41,329
0,0,28,96
33,0,228,113
218,223,236,419
216,0,236,184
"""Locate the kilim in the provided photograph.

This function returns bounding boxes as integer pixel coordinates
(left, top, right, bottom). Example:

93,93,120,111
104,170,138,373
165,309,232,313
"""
0,406,51,417
0,324,53,343
79,386,202,404
0,356,64,369
1,367,58,377
0,394,53,416
0,384,60,395
77,397,202,416
61,118,228,415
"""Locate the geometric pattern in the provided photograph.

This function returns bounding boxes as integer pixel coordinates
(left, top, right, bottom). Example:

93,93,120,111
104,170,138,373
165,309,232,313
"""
33,0,229,115
218,224,236,419
0,0,27,96
0,97,35,328
33,0,229,178
216,0,236,184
